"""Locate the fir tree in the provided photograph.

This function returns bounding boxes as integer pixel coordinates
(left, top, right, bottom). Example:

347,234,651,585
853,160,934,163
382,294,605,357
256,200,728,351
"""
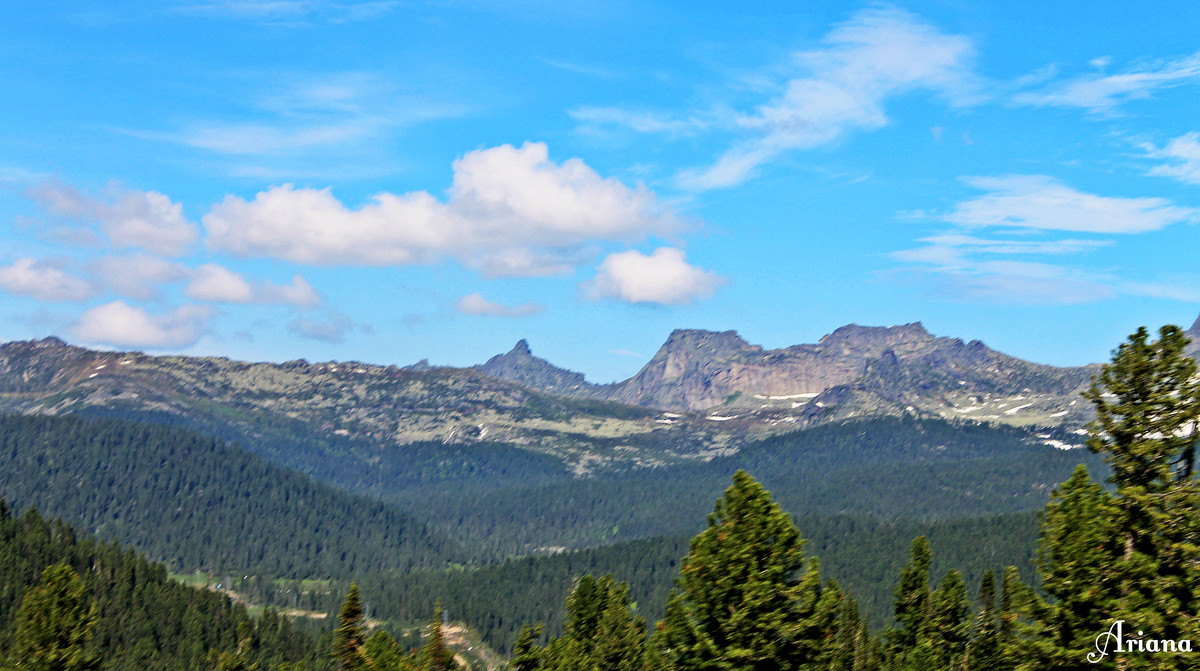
653,470,823,670
968,571,1002,671
4,563,100,671
889,536,932,658
418,607,456,671
509,624,543,671
333,583,369,671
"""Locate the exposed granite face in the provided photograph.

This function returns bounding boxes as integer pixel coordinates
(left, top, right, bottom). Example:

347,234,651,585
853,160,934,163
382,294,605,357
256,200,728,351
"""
472,320,1119,423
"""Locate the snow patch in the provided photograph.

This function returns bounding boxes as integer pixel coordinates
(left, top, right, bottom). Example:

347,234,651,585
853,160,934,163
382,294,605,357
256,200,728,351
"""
706,415,738,422
1005,403,1034,415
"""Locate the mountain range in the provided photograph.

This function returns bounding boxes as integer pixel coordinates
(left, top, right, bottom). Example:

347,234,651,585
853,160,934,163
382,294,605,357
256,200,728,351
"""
1,314,1197,476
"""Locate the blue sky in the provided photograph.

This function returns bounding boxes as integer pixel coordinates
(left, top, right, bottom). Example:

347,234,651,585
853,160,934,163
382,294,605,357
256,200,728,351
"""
3,0,1200,382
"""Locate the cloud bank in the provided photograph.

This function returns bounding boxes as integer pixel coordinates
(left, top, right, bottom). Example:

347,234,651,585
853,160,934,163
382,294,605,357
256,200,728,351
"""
204,142,678,277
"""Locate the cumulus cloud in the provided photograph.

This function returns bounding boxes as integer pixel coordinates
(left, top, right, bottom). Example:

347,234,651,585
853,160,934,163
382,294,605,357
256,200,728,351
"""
184,263,320,306
91,254,190,300
944,175,1198,233
71,301,214,348
677,7,979,189
26,180,199,256
0,258,95,302
1014,52,1200,113
583,248,725,305
455,293,543,317
203,142,677,276
1147,132,1200,185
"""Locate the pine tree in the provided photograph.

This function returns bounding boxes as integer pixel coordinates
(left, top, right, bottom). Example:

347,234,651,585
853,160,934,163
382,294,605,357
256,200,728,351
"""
418,606,456,671
4,563,100,671
652,470,823,670
333,583,370,671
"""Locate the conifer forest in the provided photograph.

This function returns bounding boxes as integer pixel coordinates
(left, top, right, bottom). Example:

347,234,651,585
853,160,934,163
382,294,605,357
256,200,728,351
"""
1,323,1198,670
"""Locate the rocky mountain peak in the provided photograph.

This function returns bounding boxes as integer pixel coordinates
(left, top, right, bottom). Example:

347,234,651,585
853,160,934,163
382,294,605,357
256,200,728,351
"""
658,329,757,359
476,339,593,394
819,322,933,347
510,339,533,357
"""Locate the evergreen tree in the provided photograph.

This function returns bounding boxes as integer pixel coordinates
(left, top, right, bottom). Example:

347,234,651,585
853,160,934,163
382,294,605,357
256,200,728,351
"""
1082,324,1200,650
332,583,369,671
417,607,456,671
4,562,100,671
968,571,1002,671
508,624,543,671
927,570,970,671
653,470,824,670
364,630,415,671
888,536,932,658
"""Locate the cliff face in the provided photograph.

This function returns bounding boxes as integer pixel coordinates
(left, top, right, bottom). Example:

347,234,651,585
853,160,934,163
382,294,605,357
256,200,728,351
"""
601,324,942,411
472,320,1118,425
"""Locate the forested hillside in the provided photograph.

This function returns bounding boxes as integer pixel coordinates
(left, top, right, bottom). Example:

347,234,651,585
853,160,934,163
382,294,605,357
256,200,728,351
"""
388,415,1105,554
0,501,330,670
0,414,466,576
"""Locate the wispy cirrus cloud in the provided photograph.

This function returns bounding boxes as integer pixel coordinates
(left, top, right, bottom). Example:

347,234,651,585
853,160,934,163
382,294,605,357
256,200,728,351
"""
892,175,1198,305
1146,132,1200,185
582,7,980,191
122,72,468,179
941,175,1198,234
1013,52,1200,114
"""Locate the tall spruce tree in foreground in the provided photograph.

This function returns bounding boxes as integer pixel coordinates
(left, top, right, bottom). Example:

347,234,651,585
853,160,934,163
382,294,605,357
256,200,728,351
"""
653,470,837,670
1019,325,1200,670
4,563,100,671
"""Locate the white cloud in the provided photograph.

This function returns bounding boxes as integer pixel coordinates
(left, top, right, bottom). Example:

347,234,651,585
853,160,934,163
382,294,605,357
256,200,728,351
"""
1014,53,1200,113
1147,132,1200,185
678,7,979,189
891,176,1200,305
184,263,320,306
26,180,199,256
71,301,214,349
91,254,190,300
455,293,543,317
583,247,725,306
0,258,95,302
944,175,1198,233
204,142,677,276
